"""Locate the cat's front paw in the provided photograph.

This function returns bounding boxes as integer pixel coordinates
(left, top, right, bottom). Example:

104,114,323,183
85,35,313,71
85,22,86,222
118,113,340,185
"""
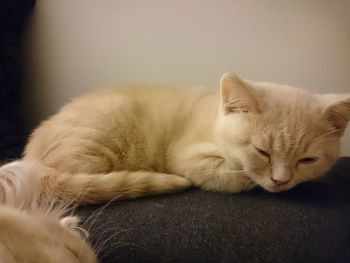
199,171,256,193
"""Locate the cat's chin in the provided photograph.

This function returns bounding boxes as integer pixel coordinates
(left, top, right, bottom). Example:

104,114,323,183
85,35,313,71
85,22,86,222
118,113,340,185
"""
264,186,284,193
260,183,293,193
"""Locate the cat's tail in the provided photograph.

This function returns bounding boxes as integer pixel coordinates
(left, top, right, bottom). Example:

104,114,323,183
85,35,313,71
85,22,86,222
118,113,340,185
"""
0,160,193,204
53,170,193,203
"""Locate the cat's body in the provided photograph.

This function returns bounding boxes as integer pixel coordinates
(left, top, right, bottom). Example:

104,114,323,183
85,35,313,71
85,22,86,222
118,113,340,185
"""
0,73,349,262
26,85,217,179
24,83,255,202
3,73,346,204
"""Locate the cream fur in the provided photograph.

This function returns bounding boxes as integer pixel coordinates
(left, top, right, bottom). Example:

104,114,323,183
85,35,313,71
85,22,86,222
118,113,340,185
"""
0,206,97,263
0,73,349,261
0,161,97,263
1,73,349,203
2,73,348,202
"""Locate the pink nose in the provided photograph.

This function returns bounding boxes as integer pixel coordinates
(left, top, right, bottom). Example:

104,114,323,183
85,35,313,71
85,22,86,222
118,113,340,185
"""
271,177,289,185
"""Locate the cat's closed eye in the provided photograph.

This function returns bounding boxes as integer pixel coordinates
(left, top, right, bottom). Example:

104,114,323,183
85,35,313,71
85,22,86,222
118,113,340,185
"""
254,146,270,159
298,157,318,165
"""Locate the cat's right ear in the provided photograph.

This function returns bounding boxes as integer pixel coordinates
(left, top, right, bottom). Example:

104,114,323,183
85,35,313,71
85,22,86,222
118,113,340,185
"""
220,73,260,115
321,94,350,136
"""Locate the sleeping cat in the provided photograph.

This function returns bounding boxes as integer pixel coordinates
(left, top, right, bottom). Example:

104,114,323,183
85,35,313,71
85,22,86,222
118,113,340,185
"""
0,72,348,262
1,73,349,205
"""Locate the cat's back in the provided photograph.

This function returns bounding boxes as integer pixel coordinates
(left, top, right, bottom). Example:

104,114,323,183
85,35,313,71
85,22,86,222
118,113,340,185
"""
59,85,210,119
34,85,213,133
25,85,215,170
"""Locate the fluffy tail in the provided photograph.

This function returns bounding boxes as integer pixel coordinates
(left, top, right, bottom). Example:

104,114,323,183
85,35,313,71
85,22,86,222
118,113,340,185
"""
0,160,193,204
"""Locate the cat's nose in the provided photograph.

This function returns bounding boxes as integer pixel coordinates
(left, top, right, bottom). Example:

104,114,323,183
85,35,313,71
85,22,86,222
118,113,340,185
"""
271,177,289,185
271,165,292,186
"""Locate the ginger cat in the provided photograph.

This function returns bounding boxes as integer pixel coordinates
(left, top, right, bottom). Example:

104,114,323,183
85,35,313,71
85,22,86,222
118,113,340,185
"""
1,73,349,204
0,72,349,262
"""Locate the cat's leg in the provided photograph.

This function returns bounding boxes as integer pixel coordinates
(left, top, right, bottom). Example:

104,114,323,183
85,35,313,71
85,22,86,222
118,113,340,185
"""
169,143,256,193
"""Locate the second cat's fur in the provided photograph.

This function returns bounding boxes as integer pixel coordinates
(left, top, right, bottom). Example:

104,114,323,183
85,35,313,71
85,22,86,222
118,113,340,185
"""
0,161,97,263
1,73,349,204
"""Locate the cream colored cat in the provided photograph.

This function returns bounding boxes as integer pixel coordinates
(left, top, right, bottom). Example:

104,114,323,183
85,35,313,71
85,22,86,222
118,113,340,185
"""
1,73,349,204
0,73,349,262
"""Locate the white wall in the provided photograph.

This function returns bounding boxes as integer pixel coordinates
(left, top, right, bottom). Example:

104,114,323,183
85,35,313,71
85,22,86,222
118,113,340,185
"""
24,0,350,155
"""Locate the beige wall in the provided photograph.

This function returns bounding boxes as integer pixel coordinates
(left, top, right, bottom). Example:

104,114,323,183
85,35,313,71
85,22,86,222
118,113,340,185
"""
24,0,350,155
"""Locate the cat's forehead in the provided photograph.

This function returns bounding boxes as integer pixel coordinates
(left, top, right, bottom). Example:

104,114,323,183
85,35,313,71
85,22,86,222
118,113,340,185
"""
271,119,323,155
255,84,322,125
251,89,330,154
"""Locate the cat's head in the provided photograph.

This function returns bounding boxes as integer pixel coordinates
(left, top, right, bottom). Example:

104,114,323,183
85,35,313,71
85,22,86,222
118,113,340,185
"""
215,73,350,192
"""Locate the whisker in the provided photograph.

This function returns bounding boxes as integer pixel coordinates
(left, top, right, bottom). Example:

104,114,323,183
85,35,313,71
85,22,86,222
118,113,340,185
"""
82,195,121,232
93,228,132,258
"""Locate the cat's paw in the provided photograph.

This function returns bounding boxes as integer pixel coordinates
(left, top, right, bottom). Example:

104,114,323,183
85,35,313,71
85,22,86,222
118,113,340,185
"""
60,215,80,228
60,215,89,238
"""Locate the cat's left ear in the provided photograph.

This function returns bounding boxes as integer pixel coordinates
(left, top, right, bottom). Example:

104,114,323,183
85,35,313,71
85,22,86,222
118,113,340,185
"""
322,94,350,136
220,73,260,115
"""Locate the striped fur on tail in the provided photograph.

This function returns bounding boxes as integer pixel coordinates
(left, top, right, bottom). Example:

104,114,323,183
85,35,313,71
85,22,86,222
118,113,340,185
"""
0,160,193,204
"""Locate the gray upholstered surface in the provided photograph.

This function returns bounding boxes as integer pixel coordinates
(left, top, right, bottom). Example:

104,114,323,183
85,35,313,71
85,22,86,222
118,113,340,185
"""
77,157,350,263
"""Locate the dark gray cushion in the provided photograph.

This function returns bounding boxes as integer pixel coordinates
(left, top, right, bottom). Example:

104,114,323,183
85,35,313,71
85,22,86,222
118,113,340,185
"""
78,157,350,263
